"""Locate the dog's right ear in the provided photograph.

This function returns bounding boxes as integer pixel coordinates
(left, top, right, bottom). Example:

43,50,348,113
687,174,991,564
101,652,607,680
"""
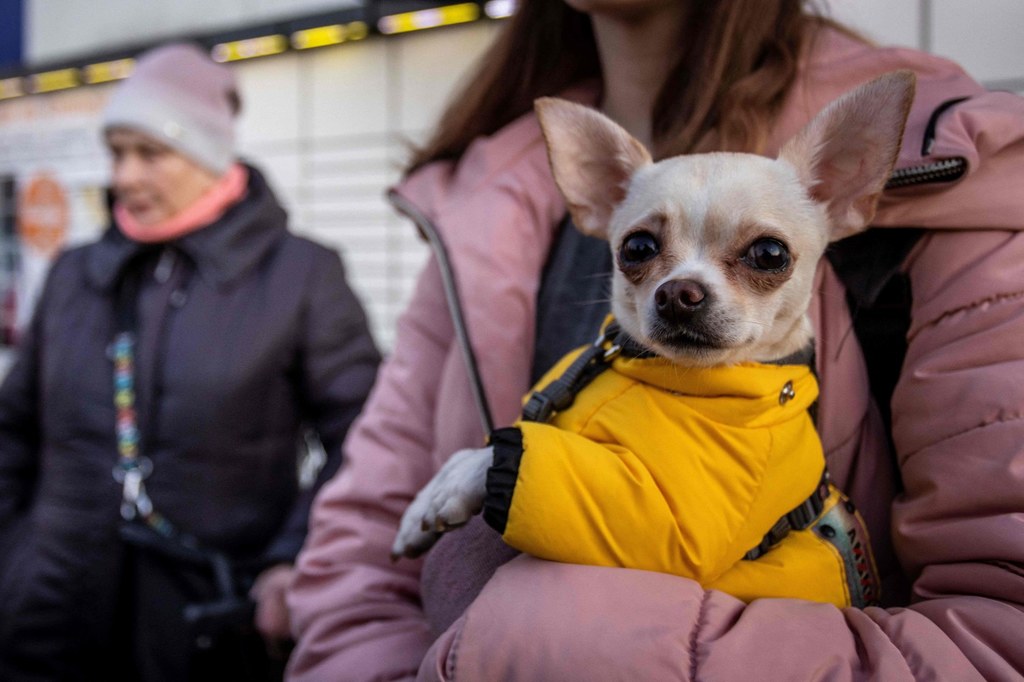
535,98,652,240
778,71,915,242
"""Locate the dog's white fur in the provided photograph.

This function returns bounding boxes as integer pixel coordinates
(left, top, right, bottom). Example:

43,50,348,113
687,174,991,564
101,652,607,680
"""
392,71,914,560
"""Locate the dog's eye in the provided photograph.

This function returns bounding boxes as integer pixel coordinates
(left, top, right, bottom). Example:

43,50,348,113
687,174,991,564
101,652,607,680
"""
620,232,660,265
744,238,790,271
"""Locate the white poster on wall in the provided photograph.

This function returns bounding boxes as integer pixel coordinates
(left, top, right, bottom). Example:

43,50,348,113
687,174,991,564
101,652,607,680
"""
0,87,112,346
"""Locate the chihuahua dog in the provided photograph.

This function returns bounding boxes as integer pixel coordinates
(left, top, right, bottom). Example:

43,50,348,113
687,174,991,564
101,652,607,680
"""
392,72,914,606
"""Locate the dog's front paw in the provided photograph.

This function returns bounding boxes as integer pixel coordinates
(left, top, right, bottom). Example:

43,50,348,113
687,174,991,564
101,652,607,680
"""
391,446,493,560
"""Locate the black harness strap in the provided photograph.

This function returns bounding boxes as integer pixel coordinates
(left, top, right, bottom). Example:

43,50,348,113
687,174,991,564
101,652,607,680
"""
826,228,922,442
522,323,622,423
743,470,831,561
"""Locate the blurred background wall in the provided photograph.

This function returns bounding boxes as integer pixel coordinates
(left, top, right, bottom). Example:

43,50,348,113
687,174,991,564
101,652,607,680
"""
0,0,1021,362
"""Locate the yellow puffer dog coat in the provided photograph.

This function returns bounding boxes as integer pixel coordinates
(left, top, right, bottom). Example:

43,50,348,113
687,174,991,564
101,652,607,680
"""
482,335,880,608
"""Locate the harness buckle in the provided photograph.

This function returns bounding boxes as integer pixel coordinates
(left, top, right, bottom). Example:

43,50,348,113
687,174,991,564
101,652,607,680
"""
523,321,623,424
523,391,555,423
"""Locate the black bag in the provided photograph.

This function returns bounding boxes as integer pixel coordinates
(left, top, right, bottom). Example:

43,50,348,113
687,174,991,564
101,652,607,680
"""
120,522,285,681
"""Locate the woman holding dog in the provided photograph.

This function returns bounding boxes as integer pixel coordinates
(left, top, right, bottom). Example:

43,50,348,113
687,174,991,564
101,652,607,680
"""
289,0,1024,679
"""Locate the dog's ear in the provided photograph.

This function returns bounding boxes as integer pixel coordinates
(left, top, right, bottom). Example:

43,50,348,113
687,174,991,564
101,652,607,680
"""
779,70,915,242
535,97,652,240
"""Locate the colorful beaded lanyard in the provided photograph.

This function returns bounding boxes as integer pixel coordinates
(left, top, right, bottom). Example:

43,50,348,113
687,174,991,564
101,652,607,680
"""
112,325,175,537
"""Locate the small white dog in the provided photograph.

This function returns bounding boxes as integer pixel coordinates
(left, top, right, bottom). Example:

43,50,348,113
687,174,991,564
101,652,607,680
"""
392,72,913,605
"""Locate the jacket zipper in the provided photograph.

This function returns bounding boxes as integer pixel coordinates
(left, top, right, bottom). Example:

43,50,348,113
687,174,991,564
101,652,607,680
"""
885,95,971,190
885,157,967,189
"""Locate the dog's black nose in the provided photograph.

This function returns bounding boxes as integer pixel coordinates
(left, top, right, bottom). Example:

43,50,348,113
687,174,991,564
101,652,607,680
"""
655,279,707,321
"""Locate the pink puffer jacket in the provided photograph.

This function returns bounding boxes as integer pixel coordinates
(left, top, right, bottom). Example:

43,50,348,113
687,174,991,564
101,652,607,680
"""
288,28,1024,682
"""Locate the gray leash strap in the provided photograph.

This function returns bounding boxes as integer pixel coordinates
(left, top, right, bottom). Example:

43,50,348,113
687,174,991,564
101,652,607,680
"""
387,189,495,435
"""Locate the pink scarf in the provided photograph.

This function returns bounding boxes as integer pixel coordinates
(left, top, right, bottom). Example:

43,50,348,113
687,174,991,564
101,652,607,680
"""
115,164,249,243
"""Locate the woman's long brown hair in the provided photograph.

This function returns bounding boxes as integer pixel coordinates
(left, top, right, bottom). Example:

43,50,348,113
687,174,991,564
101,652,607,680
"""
406,0,837,172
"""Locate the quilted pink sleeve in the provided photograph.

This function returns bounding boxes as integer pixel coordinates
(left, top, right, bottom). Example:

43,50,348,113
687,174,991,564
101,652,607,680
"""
889,226,1024,678
287,115,565,681
287,258,449,682
421,556,992,681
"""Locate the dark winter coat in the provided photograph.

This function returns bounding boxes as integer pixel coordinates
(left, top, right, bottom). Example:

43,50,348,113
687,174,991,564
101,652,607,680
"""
0,165,380,679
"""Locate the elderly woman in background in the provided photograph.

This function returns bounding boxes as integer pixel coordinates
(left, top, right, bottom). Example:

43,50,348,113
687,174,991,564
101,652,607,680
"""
0,43,380,681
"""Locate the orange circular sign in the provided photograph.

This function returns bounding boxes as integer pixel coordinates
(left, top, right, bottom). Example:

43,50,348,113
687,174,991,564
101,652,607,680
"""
18,173,69,255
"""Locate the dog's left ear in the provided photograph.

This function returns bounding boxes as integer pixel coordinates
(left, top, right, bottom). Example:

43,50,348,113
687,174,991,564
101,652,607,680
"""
779,70,915,241
535,97,652,240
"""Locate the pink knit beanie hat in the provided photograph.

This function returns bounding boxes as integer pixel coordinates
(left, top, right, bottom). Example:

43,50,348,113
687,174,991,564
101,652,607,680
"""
102,43,240,174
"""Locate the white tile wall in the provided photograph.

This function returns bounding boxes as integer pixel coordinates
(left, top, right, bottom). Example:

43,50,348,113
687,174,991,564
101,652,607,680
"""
826,0,1024,91
236,53,303,146
392,22,501,133
306,40,393,139
932,0,1024,88
824,0,921,49
235,24,496,349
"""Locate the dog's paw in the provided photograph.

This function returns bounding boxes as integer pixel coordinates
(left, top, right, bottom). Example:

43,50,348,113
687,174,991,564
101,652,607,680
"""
391,446,493,560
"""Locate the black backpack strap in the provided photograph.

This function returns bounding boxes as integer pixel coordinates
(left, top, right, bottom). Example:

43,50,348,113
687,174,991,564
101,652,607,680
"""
825,227,923,436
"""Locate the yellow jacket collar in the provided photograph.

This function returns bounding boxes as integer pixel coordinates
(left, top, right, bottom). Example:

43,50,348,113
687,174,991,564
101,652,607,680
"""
600,316,819,427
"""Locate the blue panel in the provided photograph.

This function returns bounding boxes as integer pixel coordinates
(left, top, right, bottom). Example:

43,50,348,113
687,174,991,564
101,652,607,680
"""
0,0,24,70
